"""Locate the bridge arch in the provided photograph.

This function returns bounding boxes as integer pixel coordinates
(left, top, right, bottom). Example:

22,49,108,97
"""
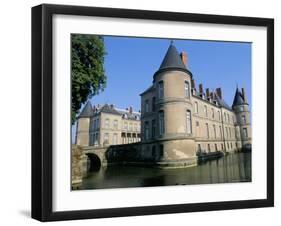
86,153,101,172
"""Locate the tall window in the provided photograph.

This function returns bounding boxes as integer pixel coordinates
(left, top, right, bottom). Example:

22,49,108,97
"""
152,97,156,112
105,118,110,129
208,144,211,152
242,115,246,124
227,114,230,123
113,133,118,144
229,127,231,138
206,123,209,138
144,121,149,140
186,110,192,134
197,144,201,151
96,118,99,128
225,127,228,138
215,144,218,151
194,102,198,114
243,128,248,138
104,133,109,145
145,99,149,113
95,133,99,145
158,81,164,98
159,111,165,135
113,120,118,129
219,126,222,138
152,119,156,139
204,105,208,117
213,125,216,138
211,108,214,119
124,122,128,130
184,81,190,98
134,123,137,131
129,123,133,131
218,111,221,121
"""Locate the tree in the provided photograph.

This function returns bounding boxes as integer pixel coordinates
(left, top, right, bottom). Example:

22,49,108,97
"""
71,34,106,124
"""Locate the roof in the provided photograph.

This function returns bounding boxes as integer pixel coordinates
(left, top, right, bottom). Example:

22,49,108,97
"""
140,85,155,96
99,104,121,115
154,43,192,77
117,109,141,121
232,88,246,107
78,101,93,118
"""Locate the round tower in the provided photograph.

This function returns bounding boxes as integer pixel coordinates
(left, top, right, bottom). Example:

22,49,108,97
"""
76,101,93,146
232,87,251,150
153,43,197,166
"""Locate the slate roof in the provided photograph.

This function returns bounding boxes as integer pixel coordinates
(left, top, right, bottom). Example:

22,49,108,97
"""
154,43,192,77
99,104,121,115
159,44,187,71
78,101,93,118
116,109,141,121
232,88,246,107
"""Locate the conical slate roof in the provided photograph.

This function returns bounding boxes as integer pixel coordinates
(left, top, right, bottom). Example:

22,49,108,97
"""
78,101,93,118
159,44,187,71
232,88,245,106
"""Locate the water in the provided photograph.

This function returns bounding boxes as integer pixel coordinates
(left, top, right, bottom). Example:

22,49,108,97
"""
79,152,251,190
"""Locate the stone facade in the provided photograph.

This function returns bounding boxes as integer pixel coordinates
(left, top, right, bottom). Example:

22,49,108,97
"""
75,43,251,169
76,104,141,147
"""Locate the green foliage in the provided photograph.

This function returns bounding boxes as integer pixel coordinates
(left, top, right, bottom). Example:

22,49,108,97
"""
71,34,106,124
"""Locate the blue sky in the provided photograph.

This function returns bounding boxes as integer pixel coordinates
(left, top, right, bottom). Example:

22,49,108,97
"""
89,36,251,110
72,36,251,141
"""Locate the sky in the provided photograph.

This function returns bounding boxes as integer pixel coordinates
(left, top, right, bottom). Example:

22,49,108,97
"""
72,36,252,141
88,36,251,111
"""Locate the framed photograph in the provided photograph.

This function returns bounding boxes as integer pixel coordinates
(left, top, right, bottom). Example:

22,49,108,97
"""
32,4,274,221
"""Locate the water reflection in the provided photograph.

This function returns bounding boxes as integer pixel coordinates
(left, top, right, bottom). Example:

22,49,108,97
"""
80,152,251,190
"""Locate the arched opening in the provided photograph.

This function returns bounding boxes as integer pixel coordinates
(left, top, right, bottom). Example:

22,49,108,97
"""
86,153,101,172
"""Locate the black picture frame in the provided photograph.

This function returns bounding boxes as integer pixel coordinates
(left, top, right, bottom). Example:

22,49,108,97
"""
31,4,274,222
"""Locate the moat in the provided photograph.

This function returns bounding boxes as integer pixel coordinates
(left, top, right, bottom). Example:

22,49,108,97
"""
78,152,251,190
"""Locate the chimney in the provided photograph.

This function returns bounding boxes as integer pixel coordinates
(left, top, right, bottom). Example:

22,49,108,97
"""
241,88,247,102
180,51,188,67
210,92,214,100
206,88,210,98
199,83,204,94
129,106,133,114
216,88,222,99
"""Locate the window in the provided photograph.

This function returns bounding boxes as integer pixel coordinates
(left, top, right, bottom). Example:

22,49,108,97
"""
218,111,221,121
211,108,214,119
186,110,192,134
113,133,118,145
206,123,209,138
94,133,99,145
145,99,149,113
221,143,224,150
243,128,248,138
208,144,211,152
184,81,190,97
113,120,118,129
204,105,208,117
152,97,156,112
227,114,230,123
224,112,227,122
215,144,218,151
225,127,228,138
96,118,99,128
227,142,229,149
129,123,133,131
134,123,137,131
213,125,216,138
158,81,164,98
194,102,198,114
152,119,156,139
232,115,235,124
219,126,222,138
104,133,109,145
105,118,110,129
229,127,231,138
124,122,128,130
159,145,164,157
159,111,165,135
239,106,244,111
242,115,246,124
230,143,233,149
144,121,149,140
197,144,201,151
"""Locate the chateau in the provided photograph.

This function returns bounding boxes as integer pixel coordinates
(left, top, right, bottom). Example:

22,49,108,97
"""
75,43,251,168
